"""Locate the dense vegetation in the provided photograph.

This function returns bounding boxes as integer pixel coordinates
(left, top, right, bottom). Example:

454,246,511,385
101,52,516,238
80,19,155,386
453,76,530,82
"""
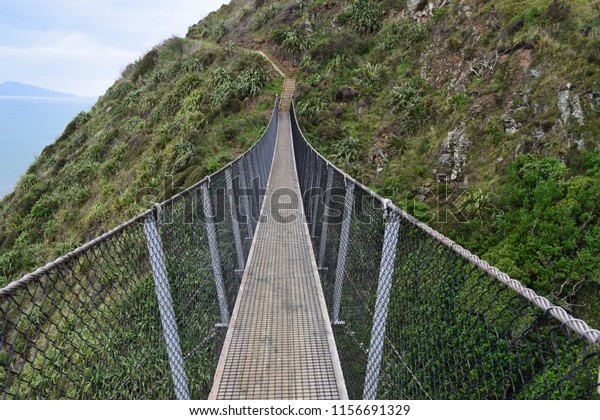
0,37,281,287
0,0,598,400
188,0,600,328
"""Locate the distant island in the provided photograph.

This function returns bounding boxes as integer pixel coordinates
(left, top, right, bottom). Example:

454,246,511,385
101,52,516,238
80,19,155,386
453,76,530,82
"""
0,81,75,97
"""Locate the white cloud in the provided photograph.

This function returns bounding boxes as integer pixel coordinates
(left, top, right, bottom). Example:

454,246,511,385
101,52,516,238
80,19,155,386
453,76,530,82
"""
0,0,230,96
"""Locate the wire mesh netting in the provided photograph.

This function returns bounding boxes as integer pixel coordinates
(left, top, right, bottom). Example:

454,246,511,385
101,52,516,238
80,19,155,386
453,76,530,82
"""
0,99,279,400
290,100,600,400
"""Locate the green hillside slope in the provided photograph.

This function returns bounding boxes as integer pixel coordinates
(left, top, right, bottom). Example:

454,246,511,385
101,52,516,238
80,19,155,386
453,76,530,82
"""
188,0,600,326
0,37,282,285
1,0,598,327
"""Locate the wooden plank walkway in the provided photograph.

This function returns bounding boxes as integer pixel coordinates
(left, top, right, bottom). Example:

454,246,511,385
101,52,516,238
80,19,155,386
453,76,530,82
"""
208,111,348,400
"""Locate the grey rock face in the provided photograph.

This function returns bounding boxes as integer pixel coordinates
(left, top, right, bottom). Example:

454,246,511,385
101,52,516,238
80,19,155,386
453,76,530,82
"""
558,86,585,126
436,126,472,183
407,0,429,14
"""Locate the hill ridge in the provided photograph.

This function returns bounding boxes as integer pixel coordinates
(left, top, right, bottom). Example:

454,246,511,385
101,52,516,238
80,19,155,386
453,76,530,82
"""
0,81,75,97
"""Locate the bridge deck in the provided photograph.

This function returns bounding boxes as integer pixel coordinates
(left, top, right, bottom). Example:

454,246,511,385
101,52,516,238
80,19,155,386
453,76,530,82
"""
209,112,347,400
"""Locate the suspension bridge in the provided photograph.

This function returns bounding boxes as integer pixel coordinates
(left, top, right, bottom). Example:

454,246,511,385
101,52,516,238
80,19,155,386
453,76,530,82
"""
1,54,599,400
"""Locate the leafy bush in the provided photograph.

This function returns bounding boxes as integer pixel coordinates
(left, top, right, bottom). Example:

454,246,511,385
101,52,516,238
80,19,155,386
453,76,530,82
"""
237,66,269,98
343,0,383,34
450,93,472,111
297,97,328,123
209,65,270,110
378,19,427,50
254,3,283,29
390,81,428,117
471,153,600,325
132,49,159,80
331,136,364,166
280,29,311,58
354,62,385,94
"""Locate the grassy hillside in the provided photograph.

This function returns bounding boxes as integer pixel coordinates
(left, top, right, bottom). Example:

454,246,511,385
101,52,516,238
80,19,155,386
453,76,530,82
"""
1,0,598,327
0,37,282,286
188,0,600,327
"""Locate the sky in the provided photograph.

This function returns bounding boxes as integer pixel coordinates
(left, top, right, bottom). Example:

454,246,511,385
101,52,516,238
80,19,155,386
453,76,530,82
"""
0,0,230,97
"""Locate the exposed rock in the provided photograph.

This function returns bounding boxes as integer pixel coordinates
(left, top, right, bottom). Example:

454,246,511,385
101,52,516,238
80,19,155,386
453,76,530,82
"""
330,103,344,119
407,0,429,14
436,126,472,183
533,129,546,140
371,147,388,174
406,0,445,19
356,96,372,115
303,20,313,33
571,94,584,126
544,0,571,24
335,85,358,102
277,3,300,24
501,112,520,134
529,65,543,79
558,86,585,126
558,89,571,124
589,90,600,110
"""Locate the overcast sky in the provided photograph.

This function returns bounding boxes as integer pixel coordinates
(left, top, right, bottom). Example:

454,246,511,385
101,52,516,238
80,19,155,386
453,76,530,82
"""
0,0,230,97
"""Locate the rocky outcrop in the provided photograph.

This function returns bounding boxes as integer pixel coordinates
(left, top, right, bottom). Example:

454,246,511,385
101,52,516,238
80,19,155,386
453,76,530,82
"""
435,126,472,183
406,0,445,18
558,85,585,126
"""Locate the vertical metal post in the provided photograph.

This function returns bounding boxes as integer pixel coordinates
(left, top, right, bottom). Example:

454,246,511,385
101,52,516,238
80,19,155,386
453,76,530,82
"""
306,152,316,222
331,180,354,324
240,156,254,239
310,159,323,238
201,183,230,325
144,214,190,400
318,166,334,268
249,152,260,229
225,167,245,271
363,205,400,400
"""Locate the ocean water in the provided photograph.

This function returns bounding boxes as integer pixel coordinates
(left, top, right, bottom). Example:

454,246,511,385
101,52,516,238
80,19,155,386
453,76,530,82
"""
0,96,96,198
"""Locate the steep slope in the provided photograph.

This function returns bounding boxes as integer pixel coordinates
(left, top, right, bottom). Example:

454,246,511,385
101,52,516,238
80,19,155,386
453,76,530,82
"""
0,37,282,285
188,0,600,326
1,0,598,327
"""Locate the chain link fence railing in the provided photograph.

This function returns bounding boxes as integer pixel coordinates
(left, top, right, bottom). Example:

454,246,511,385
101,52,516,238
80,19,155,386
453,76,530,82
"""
0,98,279,400
290,99,600,400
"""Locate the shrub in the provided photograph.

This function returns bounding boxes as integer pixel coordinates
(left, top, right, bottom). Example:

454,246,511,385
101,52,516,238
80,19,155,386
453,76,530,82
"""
390,81,428,117
297,97,328,123
224,40,236,55
390,80,430,134
132,49,158,80
379,19,427,51
237,66,269,98
344,0,383,34
254,3,283,29
331,136,364,166
296,0,308,11
355,62,385,94
280,29,311,58
449,93,472,111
